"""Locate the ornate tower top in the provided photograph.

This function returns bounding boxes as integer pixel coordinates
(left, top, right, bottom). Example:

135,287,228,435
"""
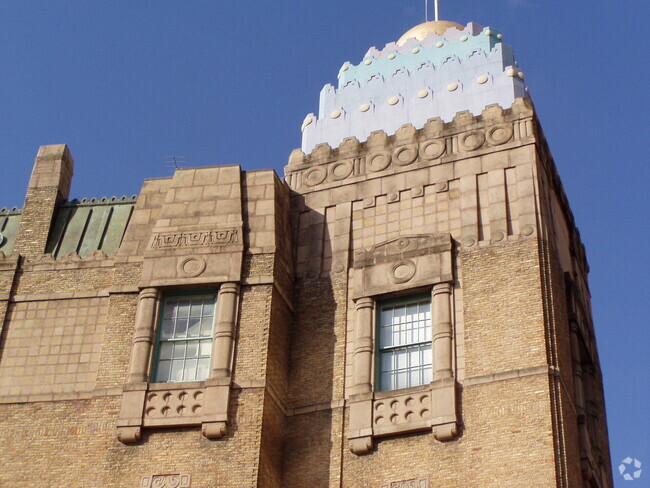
300,21,528,154
396,20,464,45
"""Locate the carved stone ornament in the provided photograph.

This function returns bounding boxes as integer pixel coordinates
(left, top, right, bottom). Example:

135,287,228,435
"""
389,259,416,284
143,388,204,426
329,159,354,180
304,166,327,186
486,123,514,145
379,477,429,488
392,144,418,166
352,234,452,300
176,256,206,278
149,228,238,250
459,130,485,152
140,474,191,488
354,234,451,267
418,139,445,161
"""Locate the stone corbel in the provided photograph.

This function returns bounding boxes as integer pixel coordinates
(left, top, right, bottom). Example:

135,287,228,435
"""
433,422,457,442
348,393,374,455
117,426,142,444
430,377,458,441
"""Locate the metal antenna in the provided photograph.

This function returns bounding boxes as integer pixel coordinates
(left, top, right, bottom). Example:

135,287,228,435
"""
435,0,440,21
426,0,428,21
163,156,187,172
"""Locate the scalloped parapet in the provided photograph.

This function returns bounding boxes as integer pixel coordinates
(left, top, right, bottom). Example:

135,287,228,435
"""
301,22,528,153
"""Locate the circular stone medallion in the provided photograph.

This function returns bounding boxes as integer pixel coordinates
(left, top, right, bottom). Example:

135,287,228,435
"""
486,124,514,145
366,152,392,172
392,145,418,166
177,256,207,277
329,160,354,181
460,131,486,151
389,259,417,284
419,139,446,161
303,166,327,186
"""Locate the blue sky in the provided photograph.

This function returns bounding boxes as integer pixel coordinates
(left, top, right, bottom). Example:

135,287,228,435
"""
1,1,648,483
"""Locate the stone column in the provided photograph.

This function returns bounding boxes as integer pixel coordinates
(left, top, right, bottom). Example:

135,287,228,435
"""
432,282,453,380
127,288,160,384
353,297,374,394
118,287,160,443
430,282,457,441
210,283,240,379
202,283,240,439
349,296,375,454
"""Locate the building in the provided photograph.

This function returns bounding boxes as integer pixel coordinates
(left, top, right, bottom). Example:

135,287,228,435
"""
0,18,613,488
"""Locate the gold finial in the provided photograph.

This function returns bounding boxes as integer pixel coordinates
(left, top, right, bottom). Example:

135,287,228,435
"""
396,20,464,46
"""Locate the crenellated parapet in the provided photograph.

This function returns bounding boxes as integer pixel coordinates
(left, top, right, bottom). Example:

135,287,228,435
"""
301,22,527,153
290,98,535,193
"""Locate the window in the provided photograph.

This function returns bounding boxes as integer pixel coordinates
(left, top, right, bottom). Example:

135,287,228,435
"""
153,292,216,382
377,295,432,391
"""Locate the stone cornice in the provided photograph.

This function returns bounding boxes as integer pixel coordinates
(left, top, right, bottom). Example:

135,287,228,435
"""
286,98,535,193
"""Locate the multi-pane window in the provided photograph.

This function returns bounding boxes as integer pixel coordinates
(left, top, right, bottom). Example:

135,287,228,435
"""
153,293,216,382
377,296,432,391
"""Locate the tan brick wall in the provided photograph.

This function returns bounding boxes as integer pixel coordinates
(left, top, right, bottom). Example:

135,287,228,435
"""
283,408,344,488
288,278,344,408
0,296,108,396
95,292,139,389
14,265,117,295
0,389,267,488
258,391,285,488
234,285,273,385
461,239,548,378
13,187,60,259
340,375,556,488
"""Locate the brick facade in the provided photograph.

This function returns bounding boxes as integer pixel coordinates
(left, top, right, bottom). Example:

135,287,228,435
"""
0,41,612,488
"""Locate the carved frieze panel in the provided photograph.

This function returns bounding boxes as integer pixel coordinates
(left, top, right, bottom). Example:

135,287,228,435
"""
141,224,243,287
354,234,451,267
379,477,428,488
149,228,238,250
140,474,191,488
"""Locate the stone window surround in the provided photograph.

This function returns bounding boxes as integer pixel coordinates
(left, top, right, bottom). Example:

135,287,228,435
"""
347,234,458,454
117,282,240,443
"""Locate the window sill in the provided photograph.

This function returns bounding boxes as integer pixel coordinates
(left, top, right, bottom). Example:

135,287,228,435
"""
117,378,231,443
348,378,458,455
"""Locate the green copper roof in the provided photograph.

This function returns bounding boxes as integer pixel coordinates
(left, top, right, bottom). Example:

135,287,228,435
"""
0,207,22,255
46,196,136,259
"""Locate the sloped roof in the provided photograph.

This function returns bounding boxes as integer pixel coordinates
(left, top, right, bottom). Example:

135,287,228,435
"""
45,196,136,258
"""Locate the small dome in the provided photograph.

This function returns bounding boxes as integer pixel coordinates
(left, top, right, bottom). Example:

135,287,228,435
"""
396,20,464,46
